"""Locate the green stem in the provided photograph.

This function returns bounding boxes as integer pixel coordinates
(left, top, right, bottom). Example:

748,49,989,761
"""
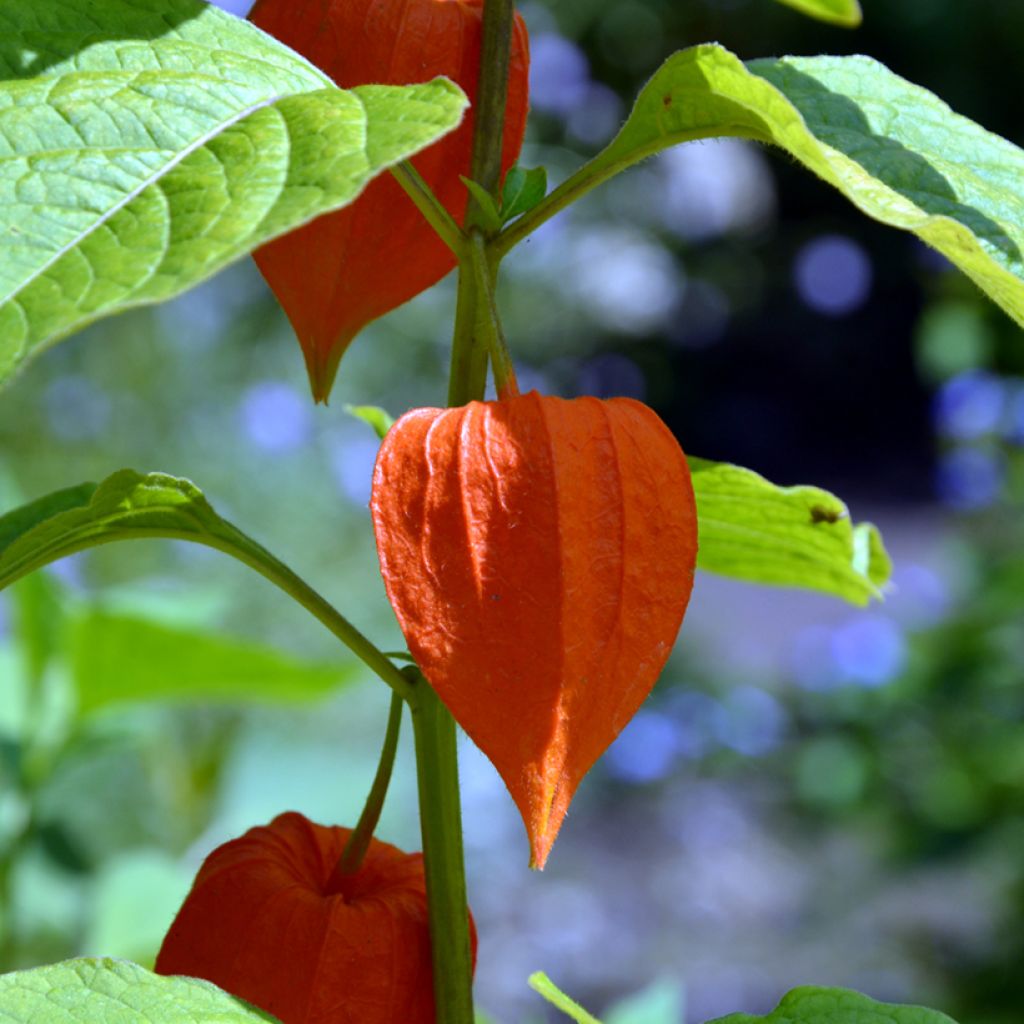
466,0,516,225
448,260,489,407
410,675,474,1022
494,126,769,259
330,690,404,882
391,162,467,259
411,3,518,1021
468,231,518,398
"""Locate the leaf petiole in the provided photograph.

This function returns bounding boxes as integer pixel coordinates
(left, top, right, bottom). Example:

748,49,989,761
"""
331,689,405,880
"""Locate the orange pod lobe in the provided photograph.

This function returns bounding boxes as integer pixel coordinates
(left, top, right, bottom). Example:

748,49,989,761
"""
370,393,699,868
247,0,531,402
156,812,475,1023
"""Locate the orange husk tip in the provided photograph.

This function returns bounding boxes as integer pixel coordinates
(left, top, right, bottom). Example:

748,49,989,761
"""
370,392,699,868
247,0,530,403
155,812,476,1024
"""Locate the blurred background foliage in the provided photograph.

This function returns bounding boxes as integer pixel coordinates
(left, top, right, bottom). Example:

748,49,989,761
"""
1,0,1023,1021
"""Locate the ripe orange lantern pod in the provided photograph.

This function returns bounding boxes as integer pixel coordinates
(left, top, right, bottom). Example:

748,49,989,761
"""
155,812,476,1024
247,0,531,403
371,392,699,868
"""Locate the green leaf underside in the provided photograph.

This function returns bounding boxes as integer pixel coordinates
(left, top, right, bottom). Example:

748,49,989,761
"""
707,985,960,1024
0,0,468,384
501,165,547,222
772,0,862,28
529,973,602,1024
0,469,288,593
0,958,280,1022
689,457,891,605
71,610,356,712
582,45,1024,330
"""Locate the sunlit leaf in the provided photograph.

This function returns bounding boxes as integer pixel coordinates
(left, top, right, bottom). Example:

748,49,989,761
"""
708,985,960,1024
0,958,280,1022
690,457,891,605
772,0,862,28
0,0,467,384
0,471,277,590
70,610,357,712
529,45,1024,332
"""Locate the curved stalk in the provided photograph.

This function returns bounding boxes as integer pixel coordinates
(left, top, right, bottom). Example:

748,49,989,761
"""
331,690,405,881
391,162,467,258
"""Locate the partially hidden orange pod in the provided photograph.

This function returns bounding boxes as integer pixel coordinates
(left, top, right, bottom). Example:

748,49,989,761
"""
247,0,530,402
370,393,699,868
156,812,476,1023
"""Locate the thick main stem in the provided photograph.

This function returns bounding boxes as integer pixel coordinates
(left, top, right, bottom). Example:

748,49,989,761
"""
413,2,517,1021
411,680,474,1022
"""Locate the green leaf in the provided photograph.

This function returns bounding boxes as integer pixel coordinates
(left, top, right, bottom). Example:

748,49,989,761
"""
0,0,468,384
69,610,357,713
0,470,410,699
772,0,862,28
690,457,891,605
507,44,1024,332
529,972,603,1024
501,165,548,223
707,985,960,1024
461,175,504,232
0,957,280,1022
345,404,396,441
0,470,280,590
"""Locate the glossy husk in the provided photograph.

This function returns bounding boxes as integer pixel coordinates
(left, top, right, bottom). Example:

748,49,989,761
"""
371,393,699,867
155,812,467,1023
247,0,530,401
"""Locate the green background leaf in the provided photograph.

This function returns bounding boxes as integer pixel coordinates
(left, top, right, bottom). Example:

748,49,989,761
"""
532,44,1024,334
69,611,357,713
0,0,467,385
0,958,280,1022
690,457,891,605
772,0,862,28
707,985,960,1024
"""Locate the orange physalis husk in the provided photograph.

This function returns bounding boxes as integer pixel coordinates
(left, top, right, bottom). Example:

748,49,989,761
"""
370,392,699,868
155,812,475,1024
247,0,531,403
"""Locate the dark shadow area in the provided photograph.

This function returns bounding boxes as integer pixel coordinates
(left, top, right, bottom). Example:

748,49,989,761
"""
0,0,211,79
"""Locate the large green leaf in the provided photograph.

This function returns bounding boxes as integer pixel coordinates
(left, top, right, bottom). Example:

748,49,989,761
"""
0,470,409,698
0,957,279,1022
70,610,358,712
691,458,890,605
772,0,862,28
503,44,1024,331
0,0,467,383
708,985,959,1024
0,470,280,588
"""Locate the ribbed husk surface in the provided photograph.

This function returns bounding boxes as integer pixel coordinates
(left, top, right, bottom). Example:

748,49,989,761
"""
371,393,698,867
155,812,458,1023
247,0,530,401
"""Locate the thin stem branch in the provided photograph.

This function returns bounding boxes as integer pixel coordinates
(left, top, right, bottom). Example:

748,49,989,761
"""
330,690,404,882
469,231,518,398
391,162,467,258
